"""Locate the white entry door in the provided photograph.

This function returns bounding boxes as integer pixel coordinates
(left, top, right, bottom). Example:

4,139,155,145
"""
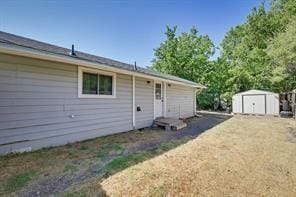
243,95,266,114
154,82,163,118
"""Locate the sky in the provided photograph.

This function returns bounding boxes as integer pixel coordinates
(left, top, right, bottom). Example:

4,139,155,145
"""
0,0,262,67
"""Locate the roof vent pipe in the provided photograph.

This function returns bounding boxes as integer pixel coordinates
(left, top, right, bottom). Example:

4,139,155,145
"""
134,61,137,70
70,44,76,56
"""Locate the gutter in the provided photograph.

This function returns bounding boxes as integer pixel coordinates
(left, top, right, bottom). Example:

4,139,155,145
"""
0,43,205,88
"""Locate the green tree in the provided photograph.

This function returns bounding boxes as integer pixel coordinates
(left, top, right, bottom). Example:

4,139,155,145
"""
221,0,296,97
266,17,296,91
151,26,215,83
221,5,275,93
152,0,296,110
197,58,231,109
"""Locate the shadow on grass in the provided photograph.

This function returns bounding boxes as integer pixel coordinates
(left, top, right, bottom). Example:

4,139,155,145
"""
62,138,194,197
0,115,230,196
62,115,231,196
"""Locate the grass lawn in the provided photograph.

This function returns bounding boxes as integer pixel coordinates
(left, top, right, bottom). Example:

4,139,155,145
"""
101,116,296,196
0,116,209,196
1,115,294,196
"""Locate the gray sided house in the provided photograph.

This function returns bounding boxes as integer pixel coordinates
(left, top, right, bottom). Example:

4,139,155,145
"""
0,31,204,154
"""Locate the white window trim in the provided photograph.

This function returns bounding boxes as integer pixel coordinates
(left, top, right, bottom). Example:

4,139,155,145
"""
78,66,116,98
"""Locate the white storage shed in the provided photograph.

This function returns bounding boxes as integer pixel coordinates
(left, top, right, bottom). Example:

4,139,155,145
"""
232,89,279,115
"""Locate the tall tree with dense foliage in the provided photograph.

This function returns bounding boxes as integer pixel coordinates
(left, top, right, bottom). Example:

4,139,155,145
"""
197,57,231,109
151,26,215,83
221,5,274,93
152,0,296,110
221,0,296,97
266,17,296,91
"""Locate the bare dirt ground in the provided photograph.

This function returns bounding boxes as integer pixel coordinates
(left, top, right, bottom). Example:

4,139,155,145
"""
0,115,227,196
101,116,296,196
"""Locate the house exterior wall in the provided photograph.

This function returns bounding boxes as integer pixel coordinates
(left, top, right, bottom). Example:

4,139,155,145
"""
135,77,154,129
0,53,133,154
166,83,195,118
0,53,198,154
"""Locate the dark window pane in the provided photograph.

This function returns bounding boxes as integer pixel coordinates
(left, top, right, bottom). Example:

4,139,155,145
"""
82,72,98,94
99,75,113,95
155,83,161,99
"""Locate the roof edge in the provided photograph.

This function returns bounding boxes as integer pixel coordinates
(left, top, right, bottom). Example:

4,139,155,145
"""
234,89,278,96
0,42,205,88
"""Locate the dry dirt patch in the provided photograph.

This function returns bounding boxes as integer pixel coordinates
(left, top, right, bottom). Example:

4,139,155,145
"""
101,116,296,196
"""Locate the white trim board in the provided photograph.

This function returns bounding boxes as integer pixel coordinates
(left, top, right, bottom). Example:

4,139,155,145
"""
132,75,135,128
193,89,197,115
153,80,156,119
163,81,167,117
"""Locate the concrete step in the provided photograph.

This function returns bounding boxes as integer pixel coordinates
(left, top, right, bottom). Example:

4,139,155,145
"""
171,122,187,131
153,117,188,131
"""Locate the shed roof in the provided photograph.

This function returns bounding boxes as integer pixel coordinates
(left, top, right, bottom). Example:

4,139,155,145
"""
233,89,278,96
0,31,204,88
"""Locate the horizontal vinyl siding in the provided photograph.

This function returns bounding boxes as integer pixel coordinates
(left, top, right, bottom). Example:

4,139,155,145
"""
135,77,153,129
0,53,133,154
166,84,195,118
0,123,133,154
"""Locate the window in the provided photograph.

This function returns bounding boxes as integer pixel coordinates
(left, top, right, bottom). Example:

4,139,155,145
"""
83,72,98,94
99,75,113,95
155,83,161,100
78,67,116,98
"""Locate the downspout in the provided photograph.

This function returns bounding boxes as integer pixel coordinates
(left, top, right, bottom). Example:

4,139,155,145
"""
194,88,198,116
163,81,167,117
132,75,135,129
153,80,155,119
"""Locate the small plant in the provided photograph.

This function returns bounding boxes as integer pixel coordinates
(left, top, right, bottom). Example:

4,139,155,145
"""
159,138,189,151
68,149,79,158
102,152,150,175
65,143,73,148
5,170,37,193
63,164,78,172
159,141,178,151
96,143,123,158
151,185,166,197
63,190,87,197
79,145,89,150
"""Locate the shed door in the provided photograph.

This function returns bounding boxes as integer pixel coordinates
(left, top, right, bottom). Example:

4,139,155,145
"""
243,95,266,114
